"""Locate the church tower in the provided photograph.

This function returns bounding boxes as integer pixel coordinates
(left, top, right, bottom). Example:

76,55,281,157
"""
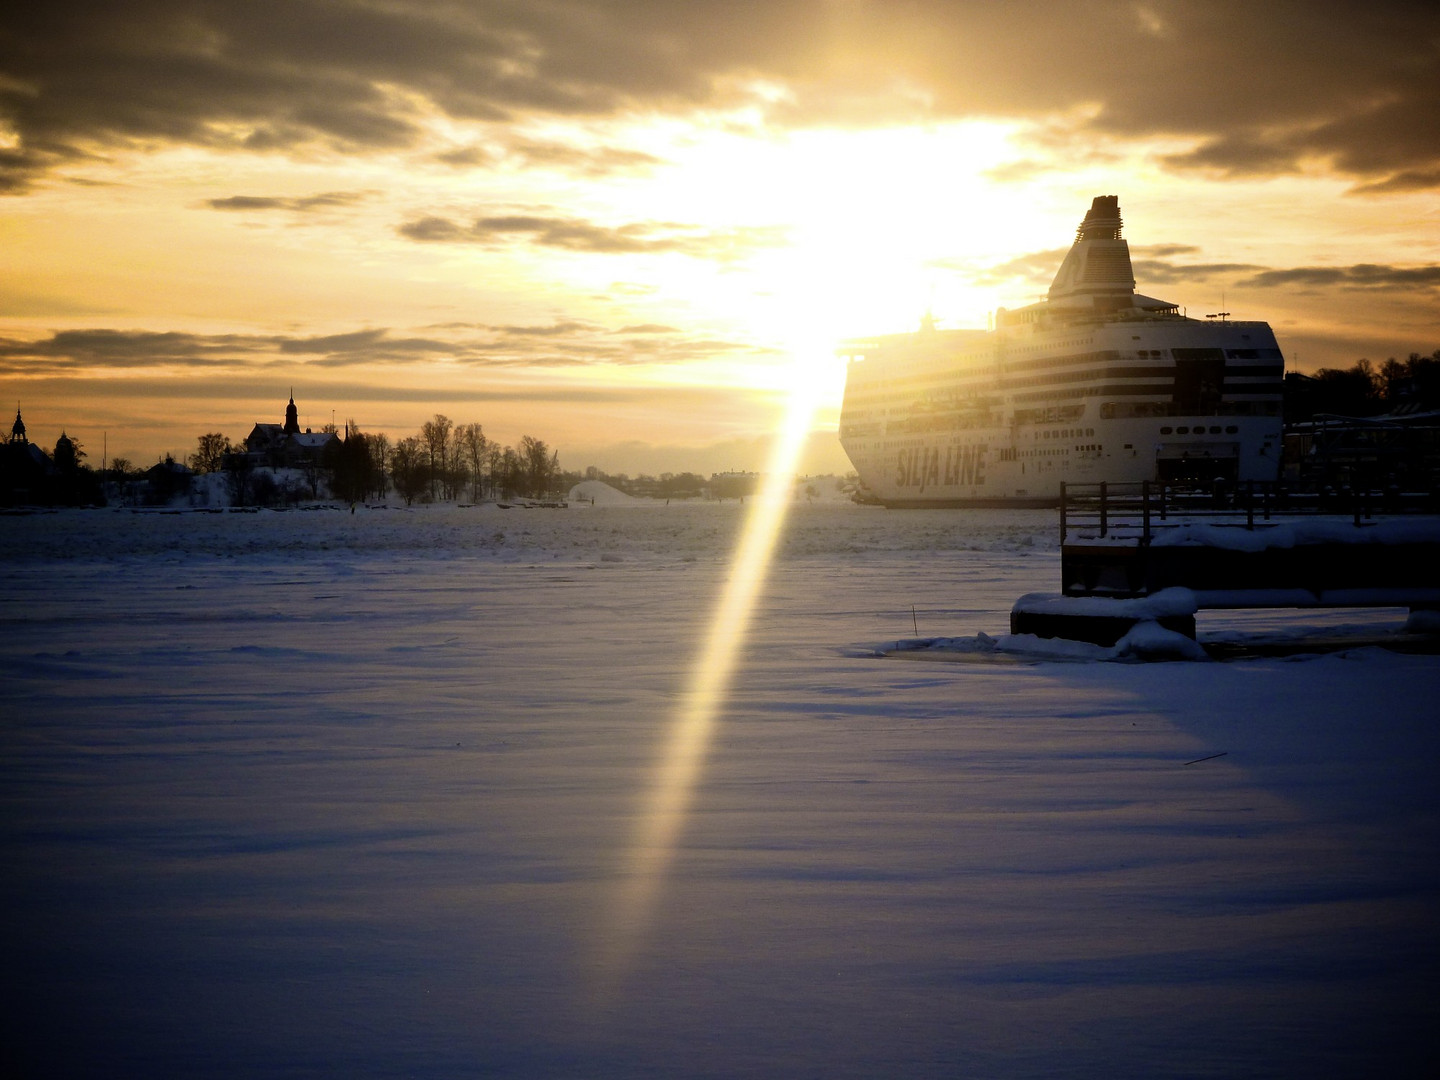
284,390,300,435
10,407,26,444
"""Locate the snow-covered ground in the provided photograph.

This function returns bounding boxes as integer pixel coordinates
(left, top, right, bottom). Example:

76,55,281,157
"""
3,502,1437,1078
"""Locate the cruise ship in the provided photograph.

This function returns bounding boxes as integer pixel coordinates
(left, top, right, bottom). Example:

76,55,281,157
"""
838,196,1285,507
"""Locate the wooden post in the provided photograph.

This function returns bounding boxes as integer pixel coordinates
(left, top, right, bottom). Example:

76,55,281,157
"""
1060,482,1068,543
1141,480,1151,543
1099,481,1108,538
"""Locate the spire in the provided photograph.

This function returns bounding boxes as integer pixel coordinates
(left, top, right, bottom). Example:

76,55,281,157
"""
54,430,76,471
10,406,25,444
284,389,300,434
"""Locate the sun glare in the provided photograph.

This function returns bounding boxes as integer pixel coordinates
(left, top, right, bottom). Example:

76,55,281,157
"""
585,121,1042,1001
592,336,825,999
590,120,1028,337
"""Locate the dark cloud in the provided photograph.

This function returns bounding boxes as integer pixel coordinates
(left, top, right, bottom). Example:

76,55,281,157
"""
490,322,596,337
1239,264,1440,290
1131,259,1264,285
4,3,1437,192
1348,169,1440,196
505,140,663,177
1161,91,1440,192
1136,244,1201,259
398,212,784,259
12,375,749,416
433,145,496,168
961,244,1439,297
397,216,469,242
0,329,271,369
205,191,370,212
964,248,1068,285
0,321,766,376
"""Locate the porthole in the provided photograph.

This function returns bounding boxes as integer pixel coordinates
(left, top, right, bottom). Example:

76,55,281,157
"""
1160,427,1173,435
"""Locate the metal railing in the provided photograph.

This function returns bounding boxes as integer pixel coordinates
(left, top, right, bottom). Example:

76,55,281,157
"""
1060,480,1440,543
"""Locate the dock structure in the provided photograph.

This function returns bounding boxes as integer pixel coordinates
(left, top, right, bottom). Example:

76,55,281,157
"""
1013,481,1440,646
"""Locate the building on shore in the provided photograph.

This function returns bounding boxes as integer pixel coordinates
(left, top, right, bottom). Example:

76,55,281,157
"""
242,393,340,468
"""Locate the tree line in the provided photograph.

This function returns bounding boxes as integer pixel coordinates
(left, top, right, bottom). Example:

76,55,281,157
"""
351,416,565,506
1286,349,1440,423
186,414,567,506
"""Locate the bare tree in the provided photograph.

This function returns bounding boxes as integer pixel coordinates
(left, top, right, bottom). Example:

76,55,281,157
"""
420,414,453,500
446,430,468,501
390,436,427,505
487,443,504,499
189,432,233,473
367,432,390,499
519,435,551,498
500,446,520,499
459,422,488,502
331,421,374,508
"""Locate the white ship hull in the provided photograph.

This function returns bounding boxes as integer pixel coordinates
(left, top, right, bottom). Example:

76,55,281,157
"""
839,197,1284,507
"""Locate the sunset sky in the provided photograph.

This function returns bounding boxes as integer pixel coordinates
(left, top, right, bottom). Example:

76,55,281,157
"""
3,1,1438,474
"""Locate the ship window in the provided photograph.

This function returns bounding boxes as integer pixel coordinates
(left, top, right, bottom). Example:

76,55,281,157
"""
1160,427,1172,435
1226,425,1238,434
1177,426,1189,434
1209,426,1222,434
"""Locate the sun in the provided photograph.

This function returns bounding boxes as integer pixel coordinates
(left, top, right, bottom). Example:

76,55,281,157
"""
591,119,1034,339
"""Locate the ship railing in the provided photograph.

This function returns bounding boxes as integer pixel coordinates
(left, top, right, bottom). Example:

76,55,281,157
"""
1059,480,1440,544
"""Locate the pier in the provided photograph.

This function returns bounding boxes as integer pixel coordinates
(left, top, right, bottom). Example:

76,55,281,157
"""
1013,481,1440,647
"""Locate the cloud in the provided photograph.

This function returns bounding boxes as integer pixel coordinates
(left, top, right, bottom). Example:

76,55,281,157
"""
1136,244,1201,259
1130,259,1264,285
490,321,596,337
15,374,764,419
397,216,469,242
0,329,272,370
205,191,371,212
1239,264,1440,290
397,211,784,259
4,2,1437,192
433,145,496,168
1347,169,1440,196
505,140,663,177
964,248,1069,285
950,243,1440,300
0,321,769,376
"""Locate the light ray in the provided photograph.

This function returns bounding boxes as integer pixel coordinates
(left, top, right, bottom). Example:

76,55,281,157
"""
591,350,825,998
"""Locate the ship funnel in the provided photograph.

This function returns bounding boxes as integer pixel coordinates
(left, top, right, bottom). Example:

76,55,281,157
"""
1076,195,1123,241
1047,195,1135,304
